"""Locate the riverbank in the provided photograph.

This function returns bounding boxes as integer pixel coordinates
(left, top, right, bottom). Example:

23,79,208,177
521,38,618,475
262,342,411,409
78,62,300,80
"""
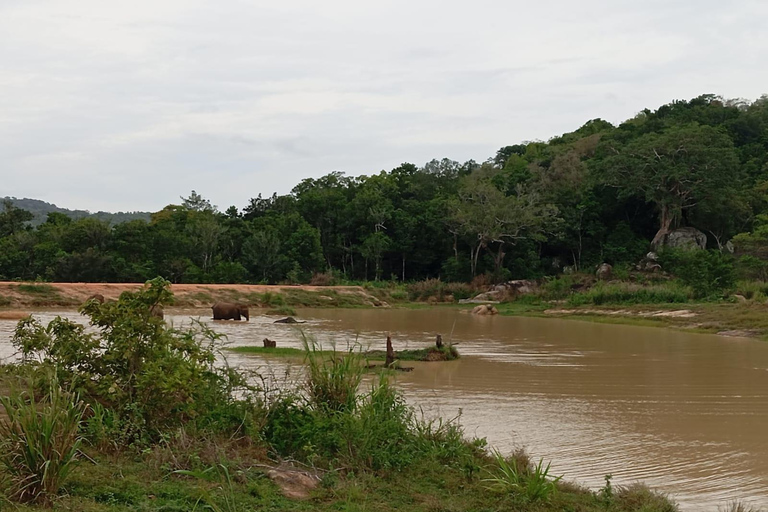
497,301,768,339
0,281,390,308
4,280,768,340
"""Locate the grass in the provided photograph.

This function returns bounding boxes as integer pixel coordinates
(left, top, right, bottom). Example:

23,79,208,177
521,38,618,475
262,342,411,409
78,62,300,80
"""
266,305,297,316
16,284,58,295
566,282,692,306
0,380,86,505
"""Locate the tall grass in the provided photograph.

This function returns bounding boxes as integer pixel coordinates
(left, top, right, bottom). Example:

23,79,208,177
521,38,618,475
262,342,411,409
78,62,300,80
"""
261,337,481,472
0,381,86,504
567,282,692,306
483,450,562,503
303,337,363,413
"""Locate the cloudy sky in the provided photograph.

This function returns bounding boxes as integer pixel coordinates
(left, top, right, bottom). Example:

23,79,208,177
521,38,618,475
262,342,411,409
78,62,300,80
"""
1,0,767,213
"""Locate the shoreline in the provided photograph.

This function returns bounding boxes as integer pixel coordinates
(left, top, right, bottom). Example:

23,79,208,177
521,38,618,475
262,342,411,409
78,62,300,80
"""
2,280,767,341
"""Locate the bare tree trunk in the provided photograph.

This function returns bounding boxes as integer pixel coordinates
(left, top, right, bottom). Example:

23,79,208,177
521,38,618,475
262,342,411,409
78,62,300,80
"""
651,204,673,249
471,242,483,277
402,254,406,281
492,243,506,279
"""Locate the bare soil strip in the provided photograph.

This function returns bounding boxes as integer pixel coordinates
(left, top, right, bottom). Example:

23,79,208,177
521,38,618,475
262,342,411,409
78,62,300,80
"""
0,282,385,309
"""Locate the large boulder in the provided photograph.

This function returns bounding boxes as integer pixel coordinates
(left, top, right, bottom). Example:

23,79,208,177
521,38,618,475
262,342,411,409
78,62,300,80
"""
659,227,707,251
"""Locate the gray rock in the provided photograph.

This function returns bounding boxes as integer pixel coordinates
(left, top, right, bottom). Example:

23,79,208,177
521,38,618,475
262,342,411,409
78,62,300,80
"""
660,227,707,251
725,240,735,254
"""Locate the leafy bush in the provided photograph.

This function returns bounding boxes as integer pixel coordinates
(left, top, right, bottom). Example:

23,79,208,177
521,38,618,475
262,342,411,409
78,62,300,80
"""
0,380,85,504
406,279,473,302
659,249,736,298
11,277,256,444
309,271,337,286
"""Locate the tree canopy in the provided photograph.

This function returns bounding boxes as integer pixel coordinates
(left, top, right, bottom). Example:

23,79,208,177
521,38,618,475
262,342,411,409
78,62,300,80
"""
1,94,768,284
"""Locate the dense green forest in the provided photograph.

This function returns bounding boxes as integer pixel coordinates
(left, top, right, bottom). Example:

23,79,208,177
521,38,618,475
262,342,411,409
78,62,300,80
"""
2,94,768,285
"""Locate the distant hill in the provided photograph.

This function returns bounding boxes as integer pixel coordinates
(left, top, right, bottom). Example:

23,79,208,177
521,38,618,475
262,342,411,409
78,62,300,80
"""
2,197,152,226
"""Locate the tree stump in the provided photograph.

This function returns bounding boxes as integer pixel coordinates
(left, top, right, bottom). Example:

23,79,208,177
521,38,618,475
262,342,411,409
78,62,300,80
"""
385,335,395,367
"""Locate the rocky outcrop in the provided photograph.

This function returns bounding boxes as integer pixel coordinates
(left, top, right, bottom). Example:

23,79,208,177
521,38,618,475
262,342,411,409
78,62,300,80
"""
636,252,662,272
596,263,612,280
659,227,707,251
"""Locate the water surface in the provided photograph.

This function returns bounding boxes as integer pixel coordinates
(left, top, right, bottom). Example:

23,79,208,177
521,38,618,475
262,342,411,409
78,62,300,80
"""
1,308,767,510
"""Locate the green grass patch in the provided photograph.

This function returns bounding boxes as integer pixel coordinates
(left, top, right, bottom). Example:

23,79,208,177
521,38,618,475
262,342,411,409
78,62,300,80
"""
16,283,58,295
228,346,322,357
567,282,692,306
230,344,460,362
266,305,297,316
366,345,460,362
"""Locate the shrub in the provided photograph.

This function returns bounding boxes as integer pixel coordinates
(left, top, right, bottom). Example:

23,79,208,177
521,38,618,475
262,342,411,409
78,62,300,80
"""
406,279,472,302
0,380,85,504
11,277,255,444
483,450,562,503
659,249,736,298
309,271,337,286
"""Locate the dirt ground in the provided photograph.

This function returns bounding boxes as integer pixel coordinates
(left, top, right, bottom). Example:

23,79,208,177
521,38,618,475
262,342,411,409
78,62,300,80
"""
0,282,384,309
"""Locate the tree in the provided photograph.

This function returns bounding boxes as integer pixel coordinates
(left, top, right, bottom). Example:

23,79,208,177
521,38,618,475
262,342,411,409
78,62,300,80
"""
0,200,33,237
598,123,741,247
181,190,216,213
453,167,559,278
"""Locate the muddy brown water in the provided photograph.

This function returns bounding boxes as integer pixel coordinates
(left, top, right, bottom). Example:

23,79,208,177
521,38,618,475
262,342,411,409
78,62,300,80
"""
1,307,767,510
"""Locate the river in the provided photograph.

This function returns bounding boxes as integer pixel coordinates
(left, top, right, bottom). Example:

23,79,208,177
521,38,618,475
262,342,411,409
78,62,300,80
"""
1,307,767,510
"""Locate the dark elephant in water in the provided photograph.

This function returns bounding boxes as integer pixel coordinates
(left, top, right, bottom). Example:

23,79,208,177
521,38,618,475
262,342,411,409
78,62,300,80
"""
212,302,250,321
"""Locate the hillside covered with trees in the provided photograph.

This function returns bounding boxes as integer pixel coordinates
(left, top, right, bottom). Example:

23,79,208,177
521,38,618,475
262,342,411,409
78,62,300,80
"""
2,94,767,285
0,197,151,227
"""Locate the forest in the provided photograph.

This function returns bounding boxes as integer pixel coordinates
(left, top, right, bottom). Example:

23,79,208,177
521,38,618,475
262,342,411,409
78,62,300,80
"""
2,94,768,286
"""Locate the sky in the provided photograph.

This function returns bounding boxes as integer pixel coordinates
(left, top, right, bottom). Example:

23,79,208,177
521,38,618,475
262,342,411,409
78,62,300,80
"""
1,0,767,213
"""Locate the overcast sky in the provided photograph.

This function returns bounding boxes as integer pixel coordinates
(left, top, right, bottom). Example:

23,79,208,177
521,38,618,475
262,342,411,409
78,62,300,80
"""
1,0,767,213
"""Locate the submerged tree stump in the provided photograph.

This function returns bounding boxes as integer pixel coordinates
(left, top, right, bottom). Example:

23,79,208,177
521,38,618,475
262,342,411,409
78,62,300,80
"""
385,335,395,367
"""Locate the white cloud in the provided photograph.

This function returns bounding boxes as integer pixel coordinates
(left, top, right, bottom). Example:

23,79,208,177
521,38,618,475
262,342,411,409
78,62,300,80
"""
0,0,767,212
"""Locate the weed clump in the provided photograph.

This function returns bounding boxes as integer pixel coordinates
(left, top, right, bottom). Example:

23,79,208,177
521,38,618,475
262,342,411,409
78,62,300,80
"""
0,380,85,505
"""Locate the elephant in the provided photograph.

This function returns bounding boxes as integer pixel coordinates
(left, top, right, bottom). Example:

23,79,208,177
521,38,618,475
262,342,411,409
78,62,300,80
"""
212,302,250,321
274,316,305,324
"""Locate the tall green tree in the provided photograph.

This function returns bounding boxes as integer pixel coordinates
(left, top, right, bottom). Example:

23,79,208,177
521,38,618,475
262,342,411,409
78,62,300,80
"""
598,123,741,247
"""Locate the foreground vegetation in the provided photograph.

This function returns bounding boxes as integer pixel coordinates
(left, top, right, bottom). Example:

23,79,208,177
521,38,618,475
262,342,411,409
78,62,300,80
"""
0,279,679,511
